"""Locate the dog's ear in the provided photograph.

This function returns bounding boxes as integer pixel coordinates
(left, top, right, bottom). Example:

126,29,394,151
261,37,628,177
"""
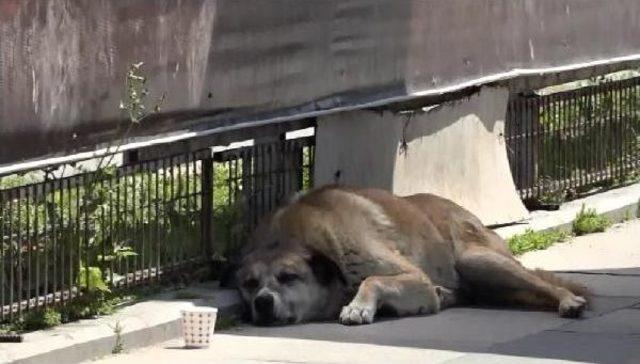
309,252,345,286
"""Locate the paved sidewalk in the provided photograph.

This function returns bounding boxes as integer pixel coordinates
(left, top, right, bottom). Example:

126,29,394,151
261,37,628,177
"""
0,284,241,364
88,220,640,364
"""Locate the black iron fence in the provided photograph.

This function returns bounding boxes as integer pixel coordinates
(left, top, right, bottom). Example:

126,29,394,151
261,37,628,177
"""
506,76,640,205
0,135,315,323
212,137,315,260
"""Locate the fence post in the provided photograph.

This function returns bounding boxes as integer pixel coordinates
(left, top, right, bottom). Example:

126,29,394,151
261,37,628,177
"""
200,153,214,261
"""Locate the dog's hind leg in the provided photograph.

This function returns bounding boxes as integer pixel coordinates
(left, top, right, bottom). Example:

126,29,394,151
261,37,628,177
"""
456,246,587,318
339,272,451,325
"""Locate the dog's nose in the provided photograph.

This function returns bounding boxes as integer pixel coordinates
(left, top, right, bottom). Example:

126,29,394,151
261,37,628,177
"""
254,294,275,316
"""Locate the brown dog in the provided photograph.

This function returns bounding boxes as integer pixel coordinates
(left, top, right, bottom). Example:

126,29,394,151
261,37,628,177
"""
236,185,587,326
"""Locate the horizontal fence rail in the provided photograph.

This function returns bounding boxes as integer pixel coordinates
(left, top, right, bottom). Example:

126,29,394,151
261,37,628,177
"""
506,77,640,205
0,134,315,323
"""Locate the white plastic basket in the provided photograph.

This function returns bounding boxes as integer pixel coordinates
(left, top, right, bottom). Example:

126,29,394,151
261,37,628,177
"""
181,307,218,348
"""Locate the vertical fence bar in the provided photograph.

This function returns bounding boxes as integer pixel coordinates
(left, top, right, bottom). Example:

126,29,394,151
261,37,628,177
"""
16,188,23,316
607,81,614,182
141,162,148,281
54,178,60,304
588,83,595,185
185,157,191,263
574,90,580,188
169,157,176,274
632,80,637,171
82,175,90,293
560,94,566,190
629,79,640,173
108,173,114,287
26,186,32,311
522,96,530,198
175,159,182,268
146,161,152,280
34,184,40,308
193,155,199,262
162,157,169,278
538,93,545,197
0,191,5,320
598,82,606,182
99,177,107,290
550,93,557,192
566,92,573,190
201,154,214,261
619,82,625,180
310,141,316,188
635,79,639,171
8,190,14,319
514,99,523,194
615,82,621,180
116,169,123,287
131,167,138,283
123,168,130,286
67,178,73,300
623,81,629,174
154,159,160,282
43,181,50,307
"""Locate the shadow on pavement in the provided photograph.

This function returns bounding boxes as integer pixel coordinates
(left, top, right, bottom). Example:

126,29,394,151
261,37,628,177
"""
225,268,640,364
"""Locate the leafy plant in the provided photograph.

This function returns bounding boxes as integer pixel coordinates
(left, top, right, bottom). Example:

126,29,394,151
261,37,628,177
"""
23,308,62,331
77,266,111,293
572,204,611,236
0,173,42,189
74,62,165,294
508,229,569,256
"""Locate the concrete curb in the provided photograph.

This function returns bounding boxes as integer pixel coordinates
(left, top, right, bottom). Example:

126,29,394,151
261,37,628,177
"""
0,283,242,364
494,183,640,239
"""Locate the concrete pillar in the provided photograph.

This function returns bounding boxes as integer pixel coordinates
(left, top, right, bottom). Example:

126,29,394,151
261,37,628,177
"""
314,87,529,226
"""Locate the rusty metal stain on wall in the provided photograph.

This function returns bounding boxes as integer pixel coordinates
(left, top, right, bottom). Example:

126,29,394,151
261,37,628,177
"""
1,0,640,166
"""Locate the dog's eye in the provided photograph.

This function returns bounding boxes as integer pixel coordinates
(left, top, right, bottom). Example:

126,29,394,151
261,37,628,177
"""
243,278,259,290
277,272,299,284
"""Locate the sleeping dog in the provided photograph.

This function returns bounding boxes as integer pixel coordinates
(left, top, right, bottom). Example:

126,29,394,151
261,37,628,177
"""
235,186,587,325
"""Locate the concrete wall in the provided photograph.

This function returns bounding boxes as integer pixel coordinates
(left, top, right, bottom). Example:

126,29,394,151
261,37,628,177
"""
315,87,528,226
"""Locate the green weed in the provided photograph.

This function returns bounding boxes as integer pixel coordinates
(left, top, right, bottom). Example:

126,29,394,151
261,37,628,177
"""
111,321,125,354
572,205,611,236
508,229,569,256
21,308,62,331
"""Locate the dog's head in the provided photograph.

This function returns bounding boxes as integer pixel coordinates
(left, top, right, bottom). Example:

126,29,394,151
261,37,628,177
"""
236,241,345,326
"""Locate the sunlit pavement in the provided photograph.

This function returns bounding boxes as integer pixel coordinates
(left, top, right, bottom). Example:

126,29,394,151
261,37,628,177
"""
89,220,640,364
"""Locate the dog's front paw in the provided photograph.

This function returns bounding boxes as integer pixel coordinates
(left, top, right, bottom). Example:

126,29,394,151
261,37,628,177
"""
559,295,587,318
339,304,375,325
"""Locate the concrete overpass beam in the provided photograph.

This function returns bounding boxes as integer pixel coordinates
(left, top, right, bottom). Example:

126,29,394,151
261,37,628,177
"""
314,87,528,226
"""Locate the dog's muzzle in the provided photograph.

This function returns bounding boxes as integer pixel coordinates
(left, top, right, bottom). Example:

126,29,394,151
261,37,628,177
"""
253,293,276,325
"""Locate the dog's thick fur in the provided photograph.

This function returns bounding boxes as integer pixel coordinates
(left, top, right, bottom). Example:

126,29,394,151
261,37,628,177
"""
236,186,587,326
